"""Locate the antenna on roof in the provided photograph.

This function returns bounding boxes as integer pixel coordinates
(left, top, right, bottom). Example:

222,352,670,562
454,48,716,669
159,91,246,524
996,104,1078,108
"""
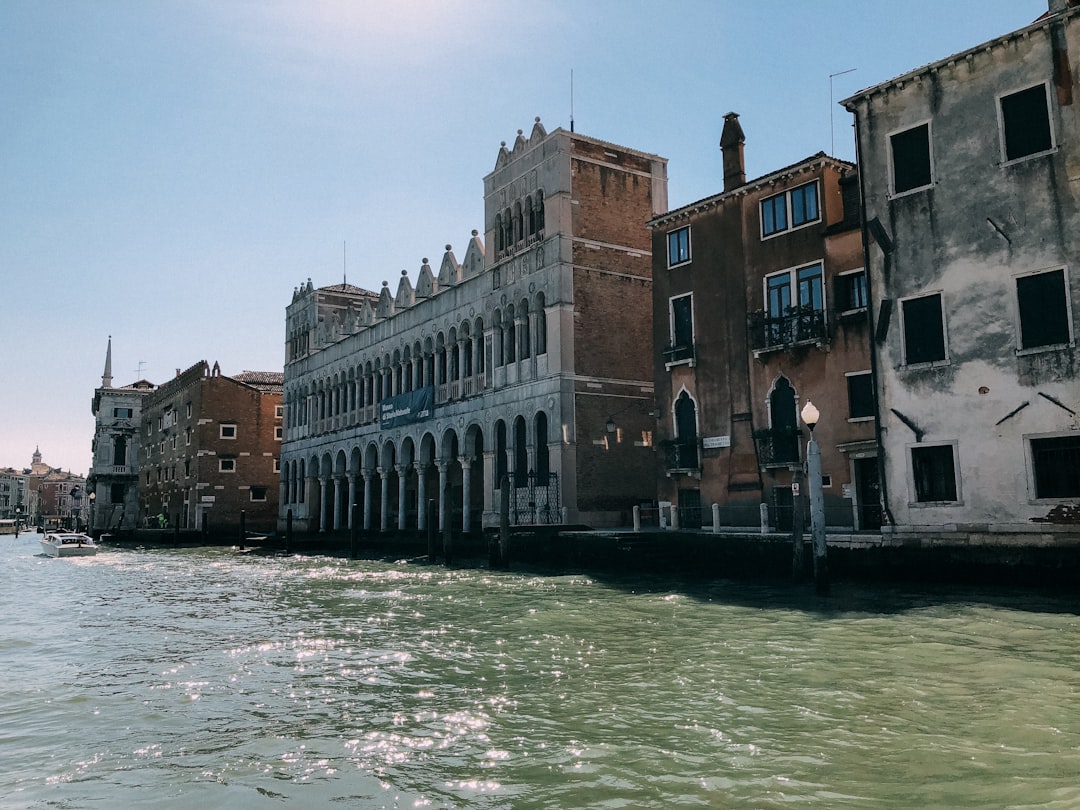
342,240,347,288
135,360,146,379
570,69,575,133
829,68,857,156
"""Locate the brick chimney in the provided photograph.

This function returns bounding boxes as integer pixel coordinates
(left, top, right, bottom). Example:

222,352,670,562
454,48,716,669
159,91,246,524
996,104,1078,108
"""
720,112,746,192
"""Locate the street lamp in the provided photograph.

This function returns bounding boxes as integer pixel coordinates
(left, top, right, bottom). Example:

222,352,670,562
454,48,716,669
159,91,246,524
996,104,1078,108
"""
800,401,829,595
89,491,97,536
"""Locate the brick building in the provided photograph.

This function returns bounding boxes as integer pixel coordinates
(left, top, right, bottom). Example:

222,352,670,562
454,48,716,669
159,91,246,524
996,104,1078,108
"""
280,119,667,533
140,361,283,534
649,114,875,531
87,337,156,533
26,447,87,529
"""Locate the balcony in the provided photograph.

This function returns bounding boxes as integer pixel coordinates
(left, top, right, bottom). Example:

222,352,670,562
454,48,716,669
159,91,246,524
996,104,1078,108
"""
663,342,696,368
662,440,699,472
748,307,829,355
752,427,802,468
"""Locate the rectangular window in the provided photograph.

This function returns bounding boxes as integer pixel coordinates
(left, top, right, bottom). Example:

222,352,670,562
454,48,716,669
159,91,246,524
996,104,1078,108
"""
220,424,237,439
110,483,125,504
890,123,932,194
1001,83,1053,162
790,182,819,227
1031,435,1080,498
911,444,958,503
846,372,875,419
665,294,695,364
902,293,947,364
219,458,236,473
761,193,787,236
760,181,820,238
1017,269,1070,350
273,457,281,473
275,426,284,440
113,407,133,419
835,269,868,312
250,486,268,502
275,405,284,419
667,227,690,267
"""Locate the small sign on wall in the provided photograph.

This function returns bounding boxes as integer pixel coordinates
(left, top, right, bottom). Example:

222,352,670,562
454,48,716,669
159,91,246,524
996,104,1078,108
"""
702,435,731,449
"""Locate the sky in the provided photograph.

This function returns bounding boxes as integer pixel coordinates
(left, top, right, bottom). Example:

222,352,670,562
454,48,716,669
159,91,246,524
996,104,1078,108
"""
0,0,1050,476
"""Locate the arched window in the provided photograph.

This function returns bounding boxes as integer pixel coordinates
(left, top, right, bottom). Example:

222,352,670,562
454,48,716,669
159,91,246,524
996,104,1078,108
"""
112,435,127,467
505,306,517,363
536,190,545,232
769,377,799,464
535,293,547,355
495,213,504,253
527,197,536,237
674,391,699,469
513,416,529,479
520,300,531,360
495,420,508,485
534,412,549,482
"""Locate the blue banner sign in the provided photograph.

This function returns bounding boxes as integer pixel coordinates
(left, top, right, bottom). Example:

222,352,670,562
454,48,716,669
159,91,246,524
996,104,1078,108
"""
380,387,434,428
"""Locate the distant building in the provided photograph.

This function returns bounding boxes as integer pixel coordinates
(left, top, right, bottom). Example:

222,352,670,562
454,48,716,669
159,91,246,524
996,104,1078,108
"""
140,361,283,533
87,337,156,533
280,119,667,533
648,114,874,531
27,447,87,529
0,467,29,521
842,1,1080,537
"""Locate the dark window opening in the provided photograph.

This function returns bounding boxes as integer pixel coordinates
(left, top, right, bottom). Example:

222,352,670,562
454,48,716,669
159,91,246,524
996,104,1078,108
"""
250,486,268,502
672,296,693,349
1017,269,1070,349
902,293,946,364
891,123,932,193
1031,436,1080,498
110,483,125,504
912,444,957,502
1002,84,1052,161
835,271,868,311
847,373,875,419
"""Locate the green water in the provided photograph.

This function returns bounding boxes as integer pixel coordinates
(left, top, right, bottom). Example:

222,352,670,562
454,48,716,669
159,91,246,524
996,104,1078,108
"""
2,534,1079,808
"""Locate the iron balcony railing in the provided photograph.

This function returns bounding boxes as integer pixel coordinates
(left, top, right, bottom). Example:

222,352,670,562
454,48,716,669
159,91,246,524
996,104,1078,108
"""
752,427,802,467
662,440,699,472
748,307,829,352
663,342,696,365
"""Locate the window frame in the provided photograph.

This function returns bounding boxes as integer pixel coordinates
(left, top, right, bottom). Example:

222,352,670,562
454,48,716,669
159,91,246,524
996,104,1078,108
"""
908,441,961,506
1026,432,1080,500
667,226,691,268
760,181,820,240
219,458,236,473
845,370,875,421
1014,267,1073,353
665,293,696,368
900,291,949,367
835,268,868,313
764,261,826,318
888,120,934,197
998,81,1055,165
219,423,237,440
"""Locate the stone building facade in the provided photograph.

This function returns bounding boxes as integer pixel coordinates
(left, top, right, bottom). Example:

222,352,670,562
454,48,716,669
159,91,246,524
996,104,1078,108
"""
27,447,87,529
280,120,667,533
140,361,283,533
841,2,1080,535
87,337,156,533
0,467,29,522
649,114,874,531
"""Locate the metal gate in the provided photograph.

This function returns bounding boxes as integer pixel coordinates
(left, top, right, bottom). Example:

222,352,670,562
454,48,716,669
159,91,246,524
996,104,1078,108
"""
507,472,561,525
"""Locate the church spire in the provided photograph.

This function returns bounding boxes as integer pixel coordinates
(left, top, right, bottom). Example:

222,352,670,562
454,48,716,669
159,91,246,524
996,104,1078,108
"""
102,335,113,389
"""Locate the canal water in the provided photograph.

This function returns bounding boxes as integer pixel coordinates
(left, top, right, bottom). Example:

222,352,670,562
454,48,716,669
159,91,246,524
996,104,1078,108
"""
3,533,1079,809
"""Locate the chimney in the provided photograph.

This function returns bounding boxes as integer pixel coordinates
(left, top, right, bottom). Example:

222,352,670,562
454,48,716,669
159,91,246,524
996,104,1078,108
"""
720,112,746,192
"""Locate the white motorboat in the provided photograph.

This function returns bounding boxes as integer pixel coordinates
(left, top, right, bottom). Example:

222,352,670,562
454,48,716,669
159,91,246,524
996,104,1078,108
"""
40,532,97,558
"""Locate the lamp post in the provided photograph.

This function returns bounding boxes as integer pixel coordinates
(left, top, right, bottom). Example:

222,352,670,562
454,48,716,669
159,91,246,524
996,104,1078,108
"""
800,401,829,595
14,503,22,538
88,491,96,536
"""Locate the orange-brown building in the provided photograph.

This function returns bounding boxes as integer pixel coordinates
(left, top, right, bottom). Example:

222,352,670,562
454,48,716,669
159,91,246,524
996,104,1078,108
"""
649,113,877,531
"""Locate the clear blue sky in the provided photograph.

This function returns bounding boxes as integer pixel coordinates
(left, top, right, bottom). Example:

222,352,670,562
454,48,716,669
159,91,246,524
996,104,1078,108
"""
0,0,1049,476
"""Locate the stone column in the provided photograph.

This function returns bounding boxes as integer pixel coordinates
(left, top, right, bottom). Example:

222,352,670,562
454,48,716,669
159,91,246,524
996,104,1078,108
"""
378,467,389,532
397,464,408,531
415,462,428,531
460,457,472,535
318,477,329,533
482,451,495,523
332,475,343,530
436,461,449,532
347,473,358,529
362,470,373,531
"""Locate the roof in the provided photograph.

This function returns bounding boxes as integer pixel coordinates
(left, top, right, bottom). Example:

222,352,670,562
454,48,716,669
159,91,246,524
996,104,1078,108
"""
841,7,1080,108
649,152,854,229
231,371,284,393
